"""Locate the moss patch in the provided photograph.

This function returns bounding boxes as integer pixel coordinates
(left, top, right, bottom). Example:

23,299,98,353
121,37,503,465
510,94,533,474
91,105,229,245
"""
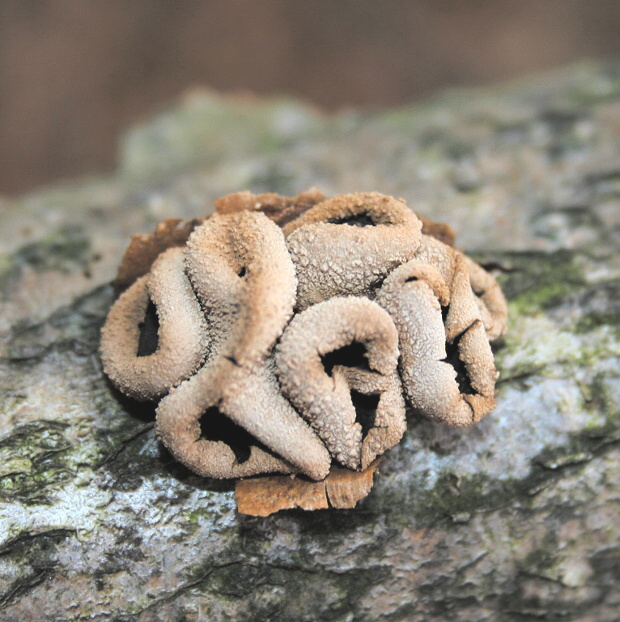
0,225,92,298
0,421,73,504
477,250,586,315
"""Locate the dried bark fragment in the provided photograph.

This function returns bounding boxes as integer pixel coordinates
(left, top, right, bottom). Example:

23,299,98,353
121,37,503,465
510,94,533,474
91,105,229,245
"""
419,215,456,247
235,459,381,517
214,188,327,227
114,217,204,293
236,474,330,516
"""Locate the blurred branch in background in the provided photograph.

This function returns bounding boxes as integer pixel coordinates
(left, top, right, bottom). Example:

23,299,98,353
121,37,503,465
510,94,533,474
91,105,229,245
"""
1,0,620,195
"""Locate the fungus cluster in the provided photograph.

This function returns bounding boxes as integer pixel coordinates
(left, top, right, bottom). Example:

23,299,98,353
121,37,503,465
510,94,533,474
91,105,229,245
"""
101,191,507,509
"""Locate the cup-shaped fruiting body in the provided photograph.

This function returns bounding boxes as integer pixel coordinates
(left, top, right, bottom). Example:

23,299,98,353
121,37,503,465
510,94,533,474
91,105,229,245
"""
156,211,331,480
412,233,508,341
156,356,331,480
328,365,406,471
283,192,423,309
101,190,507,490
185,210,297,367
376,260,497,426
465,256,509,340
276,297,404,470
100,247,209,401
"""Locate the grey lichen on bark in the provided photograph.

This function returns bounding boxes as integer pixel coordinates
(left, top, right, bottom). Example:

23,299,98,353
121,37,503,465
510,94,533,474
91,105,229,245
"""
1,59,620,620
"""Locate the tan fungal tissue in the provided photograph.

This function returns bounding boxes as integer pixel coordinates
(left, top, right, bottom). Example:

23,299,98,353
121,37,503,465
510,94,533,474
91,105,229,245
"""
100,191,507,516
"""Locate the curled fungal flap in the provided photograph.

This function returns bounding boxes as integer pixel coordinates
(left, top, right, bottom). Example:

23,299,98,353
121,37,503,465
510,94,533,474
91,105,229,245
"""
156,358,330,480
277,296,403,470
101,247,209,401
376,260,496,426
185,210,298,367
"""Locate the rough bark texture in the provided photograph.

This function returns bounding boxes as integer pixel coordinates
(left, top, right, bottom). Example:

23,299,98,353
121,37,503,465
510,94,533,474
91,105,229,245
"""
1,60,620,621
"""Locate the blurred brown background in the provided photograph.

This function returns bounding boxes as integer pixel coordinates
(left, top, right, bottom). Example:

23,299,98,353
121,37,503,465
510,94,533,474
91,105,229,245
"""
2,0,620,195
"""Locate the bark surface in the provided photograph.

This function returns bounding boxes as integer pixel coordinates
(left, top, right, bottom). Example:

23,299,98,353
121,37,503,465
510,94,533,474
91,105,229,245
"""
1,60,619,621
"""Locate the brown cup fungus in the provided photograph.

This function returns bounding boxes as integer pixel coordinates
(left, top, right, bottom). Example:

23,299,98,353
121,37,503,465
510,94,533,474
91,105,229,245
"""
101,191,507,514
